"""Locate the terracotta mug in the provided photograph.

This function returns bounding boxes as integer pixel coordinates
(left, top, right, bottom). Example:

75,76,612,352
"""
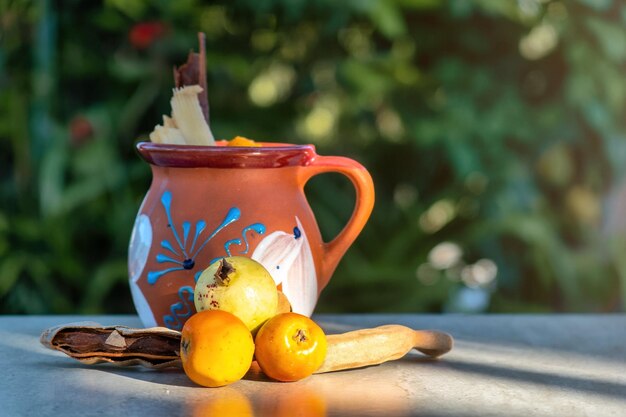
128,142,374,329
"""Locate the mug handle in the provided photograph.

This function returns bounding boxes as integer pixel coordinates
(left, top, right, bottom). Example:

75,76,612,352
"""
301,155,375,289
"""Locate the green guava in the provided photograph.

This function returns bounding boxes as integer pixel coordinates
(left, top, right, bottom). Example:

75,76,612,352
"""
194,256,278,333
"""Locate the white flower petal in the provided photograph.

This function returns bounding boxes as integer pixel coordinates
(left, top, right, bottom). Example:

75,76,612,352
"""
251,217,318,316
252,230,302,286
128,214,152,283
281,217,317,316
128,213,157,327
129,280,157,328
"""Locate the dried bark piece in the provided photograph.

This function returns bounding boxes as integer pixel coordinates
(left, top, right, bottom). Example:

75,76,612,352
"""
173,32,209,123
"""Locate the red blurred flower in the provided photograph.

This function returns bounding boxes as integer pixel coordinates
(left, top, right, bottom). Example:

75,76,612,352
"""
129,21,167,49
69,115,94,147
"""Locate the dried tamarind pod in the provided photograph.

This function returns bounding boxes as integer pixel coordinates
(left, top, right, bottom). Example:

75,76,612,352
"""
40,322,182,369
315,325,453,374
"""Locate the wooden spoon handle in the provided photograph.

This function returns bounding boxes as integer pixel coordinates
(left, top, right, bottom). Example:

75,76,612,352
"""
316,325,453,374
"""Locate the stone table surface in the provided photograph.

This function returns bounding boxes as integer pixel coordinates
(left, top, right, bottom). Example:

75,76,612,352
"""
0,314,624,417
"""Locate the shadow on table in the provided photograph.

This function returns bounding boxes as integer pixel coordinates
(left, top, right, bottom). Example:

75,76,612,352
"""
320,314,626,362
417,357,626,400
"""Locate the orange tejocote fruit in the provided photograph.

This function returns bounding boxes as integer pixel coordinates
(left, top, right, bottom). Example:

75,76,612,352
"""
227,136,261,147
254,312,327,382
190,388,254,417
180,310,255,387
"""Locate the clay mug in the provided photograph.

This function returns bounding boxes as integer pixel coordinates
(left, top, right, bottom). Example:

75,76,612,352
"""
128,142,374,329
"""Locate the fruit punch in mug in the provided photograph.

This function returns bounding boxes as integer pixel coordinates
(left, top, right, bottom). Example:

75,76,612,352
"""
128,141,375,329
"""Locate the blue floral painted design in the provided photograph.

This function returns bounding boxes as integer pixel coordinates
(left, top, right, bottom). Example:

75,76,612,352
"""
145,190,267,329
163,286,194,330
209,223,267,265
147,190,262,285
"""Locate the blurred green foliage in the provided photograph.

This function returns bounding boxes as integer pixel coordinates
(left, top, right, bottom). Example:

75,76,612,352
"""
1,0,625,314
